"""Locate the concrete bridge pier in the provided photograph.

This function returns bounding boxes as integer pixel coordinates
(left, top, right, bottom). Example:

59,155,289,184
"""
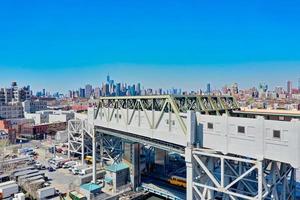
123,142,141,191
154,148,169,176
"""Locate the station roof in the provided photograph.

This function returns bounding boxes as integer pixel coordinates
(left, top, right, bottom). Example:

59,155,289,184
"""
105,163,129,173
235,108,300,117
80,183,101,192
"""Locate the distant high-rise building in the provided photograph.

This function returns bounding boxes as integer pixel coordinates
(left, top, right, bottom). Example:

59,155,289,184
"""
232,83,239,94
94,87,101,98
107,74,110,84
116,83,121,96
158,88,163,95
79,88,85,98
206,83,211,94
298,78,300,91
85,84,93,98
103,83,110,96
136,83,141,95
287,80,292,94
68,90,73,98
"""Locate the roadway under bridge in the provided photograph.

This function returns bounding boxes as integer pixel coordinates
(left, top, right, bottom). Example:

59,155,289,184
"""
69,95,300,200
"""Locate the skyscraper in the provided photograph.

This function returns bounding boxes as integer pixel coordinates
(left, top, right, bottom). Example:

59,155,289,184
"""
287,80,292,94
107,74,110,84
79,88,85,98
136,83,141,95
298,78,300,91
85,84,93,98
116,83,121,96
94,87,101,98
103,83,109,96
206,83,211,94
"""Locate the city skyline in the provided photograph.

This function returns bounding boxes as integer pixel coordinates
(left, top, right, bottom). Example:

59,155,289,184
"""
1,62,300,93
1,73,300,98
0,0,300,92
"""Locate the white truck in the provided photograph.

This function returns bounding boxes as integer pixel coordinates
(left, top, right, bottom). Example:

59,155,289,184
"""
78,168,93,176
13,193,25,200
37,187,56,199
0,183,19,199
72,165,87,175
63,161,77,169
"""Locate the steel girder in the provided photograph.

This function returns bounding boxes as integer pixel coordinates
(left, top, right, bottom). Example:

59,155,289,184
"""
94,95,240,117
188,149,296,200
93,95,239,137
68,120,84,158
100,134,123,164
68,119,123,165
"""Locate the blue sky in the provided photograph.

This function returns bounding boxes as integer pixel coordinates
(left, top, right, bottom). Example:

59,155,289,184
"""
0,0,299,92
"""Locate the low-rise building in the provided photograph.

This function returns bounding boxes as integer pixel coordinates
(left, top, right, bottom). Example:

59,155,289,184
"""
104,163,129,193
24,110,74,125
0,120,17,144
22,99,47,113
0,103,24,119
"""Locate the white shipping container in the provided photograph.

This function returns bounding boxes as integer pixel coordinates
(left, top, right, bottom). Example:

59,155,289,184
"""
0,183,19,198
14,193,25,200
0,181,16,188
37,187,55,199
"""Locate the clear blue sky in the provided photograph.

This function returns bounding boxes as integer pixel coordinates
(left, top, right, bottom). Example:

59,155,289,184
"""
0,0,299,93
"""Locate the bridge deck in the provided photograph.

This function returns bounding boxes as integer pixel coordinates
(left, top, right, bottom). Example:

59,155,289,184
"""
89,103,300,168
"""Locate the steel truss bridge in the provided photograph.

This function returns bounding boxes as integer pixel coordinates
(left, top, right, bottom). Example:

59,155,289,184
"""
68,95,299,200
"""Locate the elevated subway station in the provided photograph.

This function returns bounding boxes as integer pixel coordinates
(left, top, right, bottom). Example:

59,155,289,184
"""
68,95,300,200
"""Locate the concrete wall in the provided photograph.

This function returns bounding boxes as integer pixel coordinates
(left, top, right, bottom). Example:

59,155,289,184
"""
91,107,187,147
197,113,300,168
49,114,67,123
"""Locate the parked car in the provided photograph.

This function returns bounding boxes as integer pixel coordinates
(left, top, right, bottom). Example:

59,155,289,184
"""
56,148,63,153
27,160,36,165
48,147,55,154
35,163,42,169
48,166,56,172
44,182,51,187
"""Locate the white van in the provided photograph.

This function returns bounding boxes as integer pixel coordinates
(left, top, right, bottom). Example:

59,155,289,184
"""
78,167,93,176
63,161,77,169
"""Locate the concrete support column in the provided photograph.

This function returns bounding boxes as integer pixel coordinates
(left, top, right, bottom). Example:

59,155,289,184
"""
185,146,193,200
186,111,196,200
81,122,85,165
132,143,141,191
154,148,168,176
99,133,104,168
257,160,263,200
67,124,71,159
92,128,97,183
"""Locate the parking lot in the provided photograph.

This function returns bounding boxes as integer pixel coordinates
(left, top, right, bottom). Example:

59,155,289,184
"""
33,141,83,194
3,140,84,194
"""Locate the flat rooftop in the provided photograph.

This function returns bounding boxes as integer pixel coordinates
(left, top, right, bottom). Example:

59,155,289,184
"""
234,108,300,117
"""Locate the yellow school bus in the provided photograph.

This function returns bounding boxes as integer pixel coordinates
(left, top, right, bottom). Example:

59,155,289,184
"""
168,175,186,188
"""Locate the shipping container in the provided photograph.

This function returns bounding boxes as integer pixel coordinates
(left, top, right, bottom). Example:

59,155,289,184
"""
37,187,56,199
0,183,19,199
